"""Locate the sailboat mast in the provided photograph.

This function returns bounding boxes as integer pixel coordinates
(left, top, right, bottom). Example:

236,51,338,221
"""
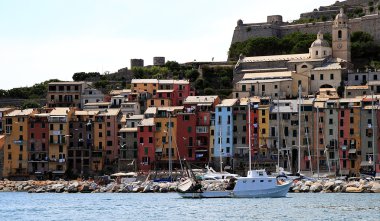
219,119,223,173
316,105,320,179
298,84,302,173
248,98,252,171
277,96,280,171
372,92,376,172
168,113,172,178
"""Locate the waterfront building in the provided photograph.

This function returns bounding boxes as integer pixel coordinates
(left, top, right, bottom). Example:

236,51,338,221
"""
3,109,35,178
232,98,252,173
137,118,155,171
118,127,138,172
176,111,197,163
213,99,238,171
28,110,50,177
184,95,220,167
360,97,378,175
48,108,72,178
338,98,362,176
93,109,122,173
0,135,5,179
68,110,98,176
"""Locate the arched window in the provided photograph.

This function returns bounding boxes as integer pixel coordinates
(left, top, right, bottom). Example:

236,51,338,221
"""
338,30,342,39
316,50,319,56
301,65,308,68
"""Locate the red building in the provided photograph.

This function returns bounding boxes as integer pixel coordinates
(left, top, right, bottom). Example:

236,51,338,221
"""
28,110,50,176
176,113,196,161
137,118,156,171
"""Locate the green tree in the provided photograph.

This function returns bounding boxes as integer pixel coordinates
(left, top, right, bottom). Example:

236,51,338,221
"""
21,100,41,109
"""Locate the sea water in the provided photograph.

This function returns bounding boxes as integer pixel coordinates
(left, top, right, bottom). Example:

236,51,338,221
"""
0,192,379,221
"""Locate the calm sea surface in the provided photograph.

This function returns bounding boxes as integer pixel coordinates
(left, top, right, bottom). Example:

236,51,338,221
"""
0,192,379,221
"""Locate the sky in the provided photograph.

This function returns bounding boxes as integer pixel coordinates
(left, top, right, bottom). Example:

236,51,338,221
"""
0,0,335,90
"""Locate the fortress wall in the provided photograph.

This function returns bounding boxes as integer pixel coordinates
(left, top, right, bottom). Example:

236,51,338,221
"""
231,14,380,45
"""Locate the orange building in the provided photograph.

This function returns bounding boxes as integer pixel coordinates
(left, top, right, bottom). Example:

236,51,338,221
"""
3,109,35,178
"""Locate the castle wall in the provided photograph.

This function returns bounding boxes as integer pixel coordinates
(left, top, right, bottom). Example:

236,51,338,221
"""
231,14,380,46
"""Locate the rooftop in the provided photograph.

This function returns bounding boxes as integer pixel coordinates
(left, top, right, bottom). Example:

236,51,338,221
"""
242,71,293,79
138,118,155,126
0,108,14,112
98,108,120,116
217,99,238,107
131,79,159,84
241,53,309,63
74,110,99,116
184,96,218,104
159,79,189,85
50,108,70,116
48,81,85,85
6,109,34,117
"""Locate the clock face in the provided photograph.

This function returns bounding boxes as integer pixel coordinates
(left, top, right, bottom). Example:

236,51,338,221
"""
337,43,342,49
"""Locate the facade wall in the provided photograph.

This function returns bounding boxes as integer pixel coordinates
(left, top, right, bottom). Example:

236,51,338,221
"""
176,113,196,161
137,125,155,171
28,116,49,175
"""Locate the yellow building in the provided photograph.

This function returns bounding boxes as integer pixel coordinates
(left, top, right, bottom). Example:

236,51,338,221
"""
48,108,72,175
131,79,159,95
3,109,35,177
258,98,270,156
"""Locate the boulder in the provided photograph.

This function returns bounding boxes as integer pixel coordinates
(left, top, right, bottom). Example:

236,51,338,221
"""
310,183,323,192
300,185,310,192
370,182,380,193
346,186,363,193
35,188,45,193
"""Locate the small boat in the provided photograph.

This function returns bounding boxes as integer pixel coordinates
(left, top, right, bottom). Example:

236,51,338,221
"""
177,169,292,198
201,166,240,181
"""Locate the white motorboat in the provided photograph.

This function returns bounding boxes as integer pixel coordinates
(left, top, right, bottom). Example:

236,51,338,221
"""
177,169,292,198
201,166,240,181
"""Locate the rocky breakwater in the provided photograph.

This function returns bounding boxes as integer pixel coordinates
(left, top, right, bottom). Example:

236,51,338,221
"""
0,179,180,193
290,178,380,193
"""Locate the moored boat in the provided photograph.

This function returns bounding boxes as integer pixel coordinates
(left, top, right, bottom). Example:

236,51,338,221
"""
177,169,292,198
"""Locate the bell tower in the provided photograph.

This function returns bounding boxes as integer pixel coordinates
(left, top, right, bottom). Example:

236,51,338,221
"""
332,8,351,62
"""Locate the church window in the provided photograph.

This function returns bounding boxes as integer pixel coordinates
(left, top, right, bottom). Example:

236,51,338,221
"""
330,74,334,80
301,65,307,68
320,74,324,80
338,30,342,39
315,51,319,56
374,75,378,80
311,74,314,80
355,75,358,80
274,85,278,89
324,51,326,55
262,85,265,91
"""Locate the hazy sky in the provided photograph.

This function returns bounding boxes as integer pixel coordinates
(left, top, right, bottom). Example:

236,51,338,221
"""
0,0,335,89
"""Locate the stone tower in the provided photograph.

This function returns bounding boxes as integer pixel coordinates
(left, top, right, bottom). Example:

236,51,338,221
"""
332,8,351,62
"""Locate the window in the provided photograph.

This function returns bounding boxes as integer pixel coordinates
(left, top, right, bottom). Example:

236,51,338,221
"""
274,85,278,89
374,75,378,80
316,50,319,56
149,137,153,143
262,85,265,92
350,117,354,124
329,119,333,125
350,128,354,135
107,141,112,146
330,74,334,80
311,74,314,80
329,129,333,135
242,126,246,132
340,130,344,138
99,132,102,137
140,137,144,144
355,75,358,81
320,74,324,80
242,85,246,92
338,30,342,39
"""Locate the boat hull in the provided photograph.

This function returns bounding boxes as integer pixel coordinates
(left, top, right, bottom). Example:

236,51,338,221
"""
178,182,292,198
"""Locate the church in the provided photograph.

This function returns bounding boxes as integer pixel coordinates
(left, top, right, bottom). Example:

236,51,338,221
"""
233,8,352,99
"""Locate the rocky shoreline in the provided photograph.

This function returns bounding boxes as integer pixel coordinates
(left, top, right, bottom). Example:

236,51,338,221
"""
0,178,379,194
